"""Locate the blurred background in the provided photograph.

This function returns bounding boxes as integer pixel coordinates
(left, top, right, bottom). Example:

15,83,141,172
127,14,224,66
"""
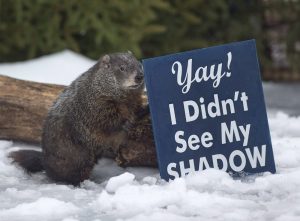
0,0,299,81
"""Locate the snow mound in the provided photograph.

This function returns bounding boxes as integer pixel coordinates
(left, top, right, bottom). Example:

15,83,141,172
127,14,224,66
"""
0,111,299,221
106,172,135,193
269,112,300,138
0,197,78,220
0,50,95,85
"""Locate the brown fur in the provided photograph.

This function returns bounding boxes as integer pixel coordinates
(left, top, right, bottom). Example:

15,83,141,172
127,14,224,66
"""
9,52,150,185
117,113,157,168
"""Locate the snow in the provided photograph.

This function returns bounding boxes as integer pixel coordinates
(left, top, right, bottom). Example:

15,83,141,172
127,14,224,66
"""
0,51,300,221
0,197,79,220
0,50,95,85
105,172,135,193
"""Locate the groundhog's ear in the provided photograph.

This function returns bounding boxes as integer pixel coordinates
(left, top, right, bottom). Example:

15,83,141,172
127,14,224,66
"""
101,54,110,68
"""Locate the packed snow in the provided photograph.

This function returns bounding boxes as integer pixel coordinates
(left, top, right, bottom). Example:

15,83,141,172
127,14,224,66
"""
0,51,300,221
0,50,95,85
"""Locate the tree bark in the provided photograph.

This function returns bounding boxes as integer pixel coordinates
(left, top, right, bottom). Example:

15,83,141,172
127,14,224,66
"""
0,75,157,167
0,75,64,143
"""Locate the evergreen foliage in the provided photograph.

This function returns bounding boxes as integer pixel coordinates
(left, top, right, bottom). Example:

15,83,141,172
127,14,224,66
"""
0,0,299,79
0,0,167,60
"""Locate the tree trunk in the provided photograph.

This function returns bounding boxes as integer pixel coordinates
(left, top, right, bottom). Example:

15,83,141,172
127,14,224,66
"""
0,75,157,167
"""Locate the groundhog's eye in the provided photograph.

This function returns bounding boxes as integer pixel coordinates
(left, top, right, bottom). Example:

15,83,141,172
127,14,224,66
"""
120,66,125,72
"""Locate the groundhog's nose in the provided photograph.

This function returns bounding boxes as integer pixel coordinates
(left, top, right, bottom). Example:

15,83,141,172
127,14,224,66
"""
135,73,143,83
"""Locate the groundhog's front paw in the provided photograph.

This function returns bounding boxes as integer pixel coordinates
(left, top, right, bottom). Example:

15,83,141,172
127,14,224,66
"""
116,145,130,167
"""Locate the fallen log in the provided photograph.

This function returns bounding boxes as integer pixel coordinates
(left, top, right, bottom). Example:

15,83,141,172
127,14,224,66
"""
0,75,64,143
0,75,157,167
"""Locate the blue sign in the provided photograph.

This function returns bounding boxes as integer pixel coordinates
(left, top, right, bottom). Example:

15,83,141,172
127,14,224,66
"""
143,40,276,181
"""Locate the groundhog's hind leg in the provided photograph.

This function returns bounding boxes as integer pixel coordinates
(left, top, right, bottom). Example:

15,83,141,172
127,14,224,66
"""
42,116,97,185
43,139,95,185
44,151,95,186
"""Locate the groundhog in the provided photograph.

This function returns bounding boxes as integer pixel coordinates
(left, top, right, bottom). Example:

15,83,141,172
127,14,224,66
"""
9,52,152,185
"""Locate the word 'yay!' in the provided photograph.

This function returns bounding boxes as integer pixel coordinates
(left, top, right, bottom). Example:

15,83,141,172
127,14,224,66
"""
172,52,232,94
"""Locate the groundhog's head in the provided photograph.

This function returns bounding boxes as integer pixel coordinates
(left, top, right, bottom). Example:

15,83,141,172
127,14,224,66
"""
95,52,144,95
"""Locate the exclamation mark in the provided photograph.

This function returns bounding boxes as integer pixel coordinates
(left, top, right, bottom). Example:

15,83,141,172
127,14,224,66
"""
226,52,232,77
